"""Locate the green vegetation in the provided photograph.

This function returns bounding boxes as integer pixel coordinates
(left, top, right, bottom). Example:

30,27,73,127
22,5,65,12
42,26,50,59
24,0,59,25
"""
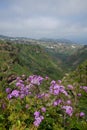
15,43,63,79
0,40,87,130
0,40,66,81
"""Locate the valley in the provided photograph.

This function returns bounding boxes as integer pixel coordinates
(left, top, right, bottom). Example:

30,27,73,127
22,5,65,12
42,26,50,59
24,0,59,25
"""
0,37,87,130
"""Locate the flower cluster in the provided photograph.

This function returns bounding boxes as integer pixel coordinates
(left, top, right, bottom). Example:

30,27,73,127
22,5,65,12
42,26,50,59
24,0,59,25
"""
6,88,11,94
50,81,68,96
6,75,44,100
62,105,73,116
53,99,62,106
41,107,46,113
7,89,20,99
67,85,73,90
80,112,85,117
5,74,86,129
66,100,71,105
27,75,44,85
80,86,87,93
7,77,31,99
33,111,44,127
77,93,82,97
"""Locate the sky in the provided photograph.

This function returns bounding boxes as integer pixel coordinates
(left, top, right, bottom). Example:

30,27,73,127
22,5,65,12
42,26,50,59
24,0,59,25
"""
0,0,87,43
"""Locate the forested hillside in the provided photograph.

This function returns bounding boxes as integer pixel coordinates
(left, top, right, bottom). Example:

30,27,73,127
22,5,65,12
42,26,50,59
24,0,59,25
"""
0,40,66,81
0,40,87,130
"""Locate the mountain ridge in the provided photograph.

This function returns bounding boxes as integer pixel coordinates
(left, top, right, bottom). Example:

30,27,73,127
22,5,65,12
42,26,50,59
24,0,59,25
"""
0,34,86,45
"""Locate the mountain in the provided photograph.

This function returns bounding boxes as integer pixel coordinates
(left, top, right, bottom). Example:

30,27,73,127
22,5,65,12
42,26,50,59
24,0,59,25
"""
62,60,87,85
39,38,75,44
0,35,9,39
15,43,64,79
0,41,30,85
0,38,87,82
66,45,87,69
44,43,85,71
0,35,29,41
0,37,87,83
0,34,83,44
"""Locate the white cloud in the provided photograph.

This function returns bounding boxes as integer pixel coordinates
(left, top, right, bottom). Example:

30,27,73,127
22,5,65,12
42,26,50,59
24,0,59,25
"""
8,0,87,16
0,0,87,42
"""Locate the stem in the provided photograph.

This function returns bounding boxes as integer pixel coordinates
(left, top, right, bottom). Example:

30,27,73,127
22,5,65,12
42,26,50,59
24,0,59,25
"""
63,113,66,129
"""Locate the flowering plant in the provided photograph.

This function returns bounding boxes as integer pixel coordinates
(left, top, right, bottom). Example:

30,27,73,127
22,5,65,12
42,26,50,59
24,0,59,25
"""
0,74,87,130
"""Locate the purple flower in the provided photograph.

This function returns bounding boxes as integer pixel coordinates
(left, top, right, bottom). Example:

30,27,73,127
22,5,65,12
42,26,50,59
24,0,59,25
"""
62,106,73,116
36,117,42,123
83,86,87,93
80,86,87,93
18,79,24,83
19,94,25,99
66,100,71,105
54,84,60,95
16,82,21,87
80,112,85,117
50,80,56,85
40,115,44,120
49,85,53,94
58,80,62,84
16,77,21,81
57,99,62,104
53,101,58,106
50,83,68,96
16,82,24,88
33,111,44,127
1,103,6,110
80,86,83,89
67,85,73,90
44,93,50,100
60,88,68,96
28,75,44,85
6,88,11,94
53,99,62,106
33,120,40,127
77,93,82,96
37,93,45,98
45,76,49,80
7,94,12,99
34,111,40,118
34,115,44,127
11,90,19,97
41,107,46,113
50,84,60,95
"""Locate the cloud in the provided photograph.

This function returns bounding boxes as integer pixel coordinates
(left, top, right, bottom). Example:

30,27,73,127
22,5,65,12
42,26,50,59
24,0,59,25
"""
0,0,87,42
6,0,87,16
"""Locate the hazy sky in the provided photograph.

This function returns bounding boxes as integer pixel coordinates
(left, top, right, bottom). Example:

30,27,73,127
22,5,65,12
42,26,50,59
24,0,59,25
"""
0,0,87,43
